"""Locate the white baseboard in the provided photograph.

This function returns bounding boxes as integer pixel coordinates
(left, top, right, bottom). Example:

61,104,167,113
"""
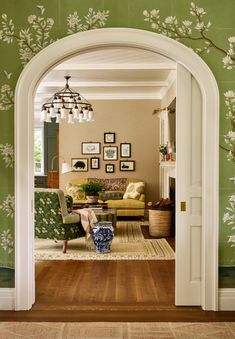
0,288,15,310
1,287,234,311
219,288,235,310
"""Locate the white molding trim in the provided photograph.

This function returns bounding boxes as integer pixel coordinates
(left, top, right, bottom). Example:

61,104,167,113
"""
14,28,219,311
37,80,170,88
54,62,177,70
0,288,15,310
219,289,235,311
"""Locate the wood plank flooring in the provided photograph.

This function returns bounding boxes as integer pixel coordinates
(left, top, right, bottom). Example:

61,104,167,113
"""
34,259,175,308
1,256,235,321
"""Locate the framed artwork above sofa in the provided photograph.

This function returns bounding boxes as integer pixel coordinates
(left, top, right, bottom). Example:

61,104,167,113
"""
120,143,131,157
105,163,115,173
71,158,88,172
104,132,115,143
81,142,101,155
103,146,118,161
120,160,135,171
90,157,100,169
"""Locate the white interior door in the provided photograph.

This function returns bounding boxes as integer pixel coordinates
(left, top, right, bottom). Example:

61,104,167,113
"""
175,63,202,305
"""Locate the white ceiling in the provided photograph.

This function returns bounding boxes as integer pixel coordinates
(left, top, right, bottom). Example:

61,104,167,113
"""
34,47,176,122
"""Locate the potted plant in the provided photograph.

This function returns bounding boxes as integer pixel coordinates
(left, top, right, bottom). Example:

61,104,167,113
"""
159,144,168,161
80,182,104,204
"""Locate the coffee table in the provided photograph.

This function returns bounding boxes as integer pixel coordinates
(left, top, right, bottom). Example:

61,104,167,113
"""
92,208,117,227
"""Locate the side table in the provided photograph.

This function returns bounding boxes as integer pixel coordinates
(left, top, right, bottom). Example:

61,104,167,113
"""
92,221,114,253
93,208,117,227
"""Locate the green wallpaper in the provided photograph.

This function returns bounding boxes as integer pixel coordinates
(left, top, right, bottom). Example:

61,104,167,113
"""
0,0,234,286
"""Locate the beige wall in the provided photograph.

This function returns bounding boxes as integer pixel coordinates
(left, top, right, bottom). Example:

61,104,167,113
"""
59,99,161,202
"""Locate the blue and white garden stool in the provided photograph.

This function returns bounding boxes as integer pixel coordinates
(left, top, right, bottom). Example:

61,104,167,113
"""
92,221,114,253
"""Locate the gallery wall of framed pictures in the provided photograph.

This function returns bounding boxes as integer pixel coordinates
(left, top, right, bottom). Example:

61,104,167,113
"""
71,132,135,173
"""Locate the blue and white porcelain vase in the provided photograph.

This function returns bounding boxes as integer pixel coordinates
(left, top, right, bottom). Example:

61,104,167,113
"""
92,221,114,253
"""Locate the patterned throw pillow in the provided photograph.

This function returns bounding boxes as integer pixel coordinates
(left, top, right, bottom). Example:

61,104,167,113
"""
99,191,124,202
123,182,145,200
66,183,86,200
88,178,127,191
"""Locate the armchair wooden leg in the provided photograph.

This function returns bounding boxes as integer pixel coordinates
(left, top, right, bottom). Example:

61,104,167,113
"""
63,240,68,253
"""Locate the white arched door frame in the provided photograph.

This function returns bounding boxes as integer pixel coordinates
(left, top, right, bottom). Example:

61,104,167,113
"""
15,28,219,311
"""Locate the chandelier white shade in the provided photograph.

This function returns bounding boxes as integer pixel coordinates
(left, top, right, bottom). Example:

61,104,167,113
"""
40,76,94,124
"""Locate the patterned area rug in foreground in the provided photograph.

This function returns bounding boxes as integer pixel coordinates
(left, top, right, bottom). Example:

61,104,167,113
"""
35,221,175,260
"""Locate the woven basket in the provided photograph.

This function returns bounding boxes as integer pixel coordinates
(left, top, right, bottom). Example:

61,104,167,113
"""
148,209,172,237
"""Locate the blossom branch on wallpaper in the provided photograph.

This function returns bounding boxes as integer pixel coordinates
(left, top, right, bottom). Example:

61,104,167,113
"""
221,90,235,248
0,84,14,110
67,8,109,34
0,6,109,66
223,195,235,247
0,12,55,65
143,2,235,70
220,91,235,163
0,194,15,219
0,229,13,254
0,143,14,168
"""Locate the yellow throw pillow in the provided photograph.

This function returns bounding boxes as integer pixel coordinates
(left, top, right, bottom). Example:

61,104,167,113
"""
123,182,145,200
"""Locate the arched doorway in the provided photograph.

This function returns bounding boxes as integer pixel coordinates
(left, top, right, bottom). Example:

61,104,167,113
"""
15,28,219,311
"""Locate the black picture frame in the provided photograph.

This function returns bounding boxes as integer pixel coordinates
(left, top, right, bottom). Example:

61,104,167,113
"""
71,158,88,172
104,132,116,144
120,143,131,158
90,157,100,169
105,163,115,173
103,146,118,161
81,142,101,155
120,160,135,171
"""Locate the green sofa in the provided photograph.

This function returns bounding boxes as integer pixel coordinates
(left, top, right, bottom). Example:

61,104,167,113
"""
34,188,85,253
65,178,145,217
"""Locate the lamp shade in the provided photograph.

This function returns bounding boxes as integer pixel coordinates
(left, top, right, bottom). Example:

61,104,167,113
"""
61,161,73,174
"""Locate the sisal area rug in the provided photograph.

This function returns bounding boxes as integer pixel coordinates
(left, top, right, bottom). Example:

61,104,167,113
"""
35,221,175,260
1,322,235,338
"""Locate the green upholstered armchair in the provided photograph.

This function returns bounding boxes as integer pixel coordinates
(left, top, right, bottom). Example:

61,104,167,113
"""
34,188,85,253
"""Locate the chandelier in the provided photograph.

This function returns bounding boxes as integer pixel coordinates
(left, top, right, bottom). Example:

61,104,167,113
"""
40,76,94,124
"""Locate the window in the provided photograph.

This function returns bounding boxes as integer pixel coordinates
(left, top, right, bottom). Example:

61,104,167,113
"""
34,128,44,175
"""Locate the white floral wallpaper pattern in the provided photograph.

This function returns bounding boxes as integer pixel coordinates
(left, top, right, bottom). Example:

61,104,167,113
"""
143,1,235,258
143,2,235,69
0,4,110,270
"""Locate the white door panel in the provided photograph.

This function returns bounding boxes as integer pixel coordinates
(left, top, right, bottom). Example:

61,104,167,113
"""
175,64,202,305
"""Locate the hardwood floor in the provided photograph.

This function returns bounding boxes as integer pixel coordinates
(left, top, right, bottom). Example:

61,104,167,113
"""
1,258,235,321
34,259,175,308
34,225,175,310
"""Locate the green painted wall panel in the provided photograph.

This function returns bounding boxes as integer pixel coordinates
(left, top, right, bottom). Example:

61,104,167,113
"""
44,122,59,174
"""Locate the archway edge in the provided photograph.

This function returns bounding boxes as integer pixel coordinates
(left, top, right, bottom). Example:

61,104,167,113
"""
15,28,219,310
